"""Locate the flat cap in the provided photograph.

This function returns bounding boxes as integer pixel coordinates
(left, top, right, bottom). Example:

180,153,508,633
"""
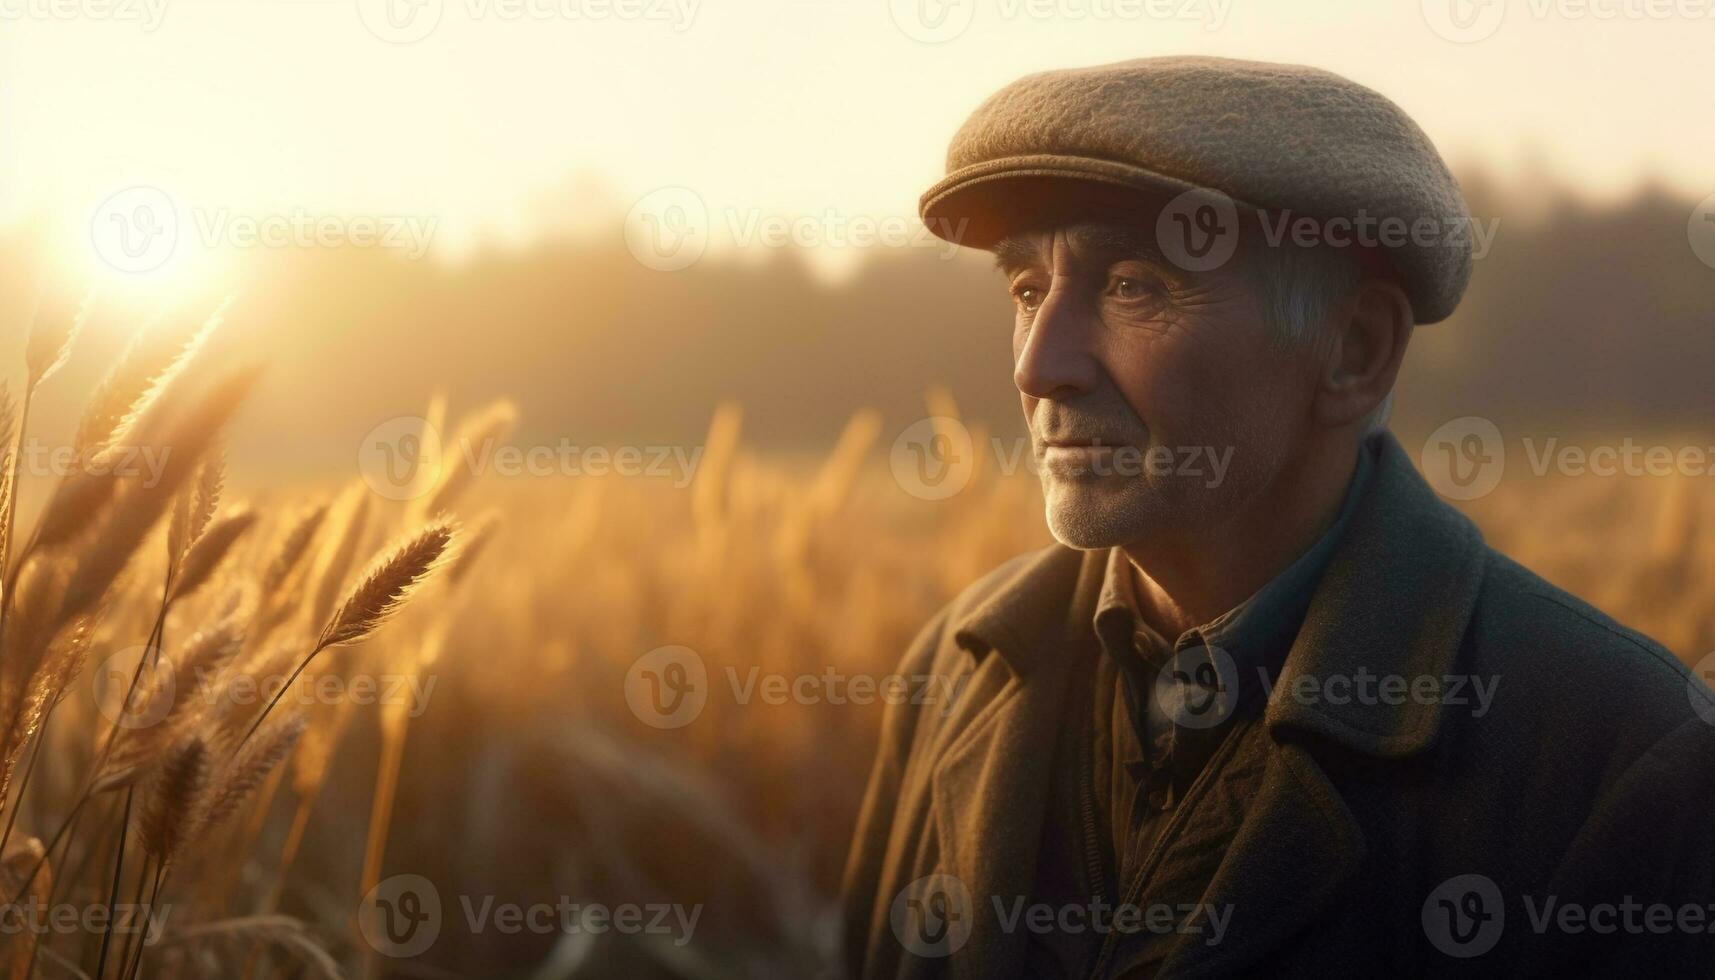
920,56,1473,324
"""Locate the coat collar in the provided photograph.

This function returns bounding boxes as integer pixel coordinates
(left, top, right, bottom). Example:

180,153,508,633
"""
1263,431,1488,757
932,432,1490,978
948,431,1489,760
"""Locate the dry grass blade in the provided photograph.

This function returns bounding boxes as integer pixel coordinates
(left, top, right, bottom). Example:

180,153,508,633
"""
155,915,340,980
170,447,226,568
317,519,457,651
100,619,246,788
447,512,499,587
260,503,329,598
1,835,52,976
422,399,519,519
139,737,209,866
199,712,305,835
24,287,89,391
30,314,239,558
92,299,228,463
56,366,260,629
0,381,16,599
309,485,372,629
26,466,123,555
0,383,14,444
170,507,258,603
0,615,94,813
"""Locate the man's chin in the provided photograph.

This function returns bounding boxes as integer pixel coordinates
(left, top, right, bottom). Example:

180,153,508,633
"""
1040,481,1154,551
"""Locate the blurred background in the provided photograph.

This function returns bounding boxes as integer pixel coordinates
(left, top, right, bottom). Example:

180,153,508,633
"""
1,1,1714,976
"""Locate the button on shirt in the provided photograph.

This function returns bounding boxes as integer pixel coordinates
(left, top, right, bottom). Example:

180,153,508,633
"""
1091,444,1375,889
1027,443,1377,979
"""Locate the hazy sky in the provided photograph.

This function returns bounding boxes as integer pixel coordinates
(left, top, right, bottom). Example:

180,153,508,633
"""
3,0,1712,286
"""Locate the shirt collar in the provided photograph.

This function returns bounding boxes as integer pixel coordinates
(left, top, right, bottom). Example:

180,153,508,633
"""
1094,437,1379,685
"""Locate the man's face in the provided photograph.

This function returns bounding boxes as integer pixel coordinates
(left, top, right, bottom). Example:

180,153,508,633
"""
995,218,1321,549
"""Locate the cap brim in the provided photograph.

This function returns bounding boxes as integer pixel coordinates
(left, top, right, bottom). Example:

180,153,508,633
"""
918,154,1255,249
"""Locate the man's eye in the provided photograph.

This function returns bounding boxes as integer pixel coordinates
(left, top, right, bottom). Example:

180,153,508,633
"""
1110,276,1155,301
1012,285,1044,312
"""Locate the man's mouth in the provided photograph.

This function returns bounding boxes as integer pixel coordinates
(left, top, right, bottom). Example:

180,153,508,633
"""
1038,439,1125,476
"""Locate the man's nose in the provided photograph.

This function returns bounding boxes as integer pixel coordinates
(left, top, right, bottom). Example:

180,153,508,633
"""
1013,287,1101,401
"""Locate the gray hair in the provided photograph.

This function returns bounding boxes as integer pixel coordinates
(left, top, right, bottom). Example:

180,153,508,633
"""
1247,239,1393,434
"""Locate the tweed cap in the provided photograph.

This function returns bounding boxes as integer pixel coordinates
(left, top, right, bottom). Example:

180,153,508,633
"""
920,56,1473,324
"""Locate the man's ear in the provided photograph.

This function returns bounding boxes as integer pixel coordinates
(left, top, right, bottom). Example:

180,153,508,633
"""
1314,276,1413,428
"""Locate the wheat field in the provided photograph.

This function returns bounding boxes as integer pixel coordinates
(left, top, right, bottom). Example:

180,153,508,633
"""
0,305,1710,979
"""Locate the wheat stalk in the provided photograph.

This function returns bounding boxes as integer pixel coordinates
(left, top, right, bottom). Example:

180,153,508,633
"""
240,520,456,746
138,736,209,867
318,519,457,651
419,400,518,519
170,447,227,570
261,502,330,599
308,484,373,630
170,507,258,603
199,712,306,837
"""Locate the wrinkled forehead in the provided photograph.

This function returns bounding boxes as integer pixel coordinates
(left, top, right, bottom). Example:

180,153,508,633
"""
985,186,1391,287
991,222,1165,273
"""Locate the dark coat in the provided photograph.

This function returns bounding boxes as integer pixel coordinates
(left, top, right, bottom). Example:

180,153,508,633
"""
842,433,1715,978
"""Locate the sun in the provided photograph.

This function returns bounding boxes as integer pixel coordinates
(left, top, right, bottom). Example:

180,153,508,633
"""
51,184,230,308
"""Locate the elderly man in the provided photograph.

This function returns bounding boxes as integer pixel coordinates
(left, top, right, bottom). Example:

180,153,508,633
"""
842,57,1715,978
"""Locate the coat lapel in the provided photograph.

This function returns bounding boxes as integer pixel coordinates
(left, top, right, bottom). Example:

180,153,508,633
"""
930,546,1104,980
1157,433,1490,976
923,434,1490,979
1153,741,1365,977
